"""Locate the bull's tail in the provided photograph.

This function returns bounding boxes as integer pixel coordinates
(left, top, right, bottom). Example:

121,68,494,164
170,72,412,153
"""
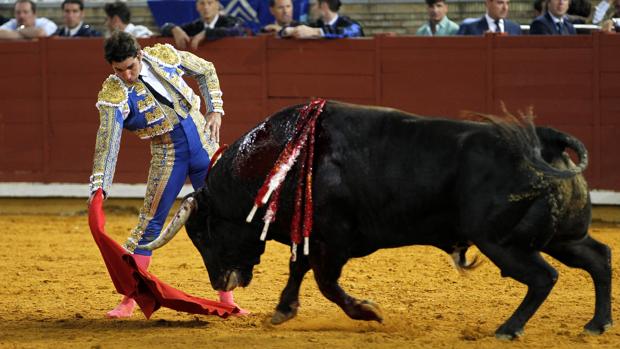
466,107,588,179
535,126,588,176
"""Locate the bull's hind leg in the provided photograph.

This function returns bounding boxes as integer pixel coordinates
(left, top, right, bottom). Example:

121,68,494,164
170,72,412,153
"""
271,258,311,325
477,243,558,340
309,243,383,323
543,236,613,334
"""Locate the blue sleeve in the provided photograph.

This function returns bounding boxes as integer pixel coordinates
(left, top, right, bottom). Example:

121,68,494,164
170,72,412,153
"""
322,23,363,39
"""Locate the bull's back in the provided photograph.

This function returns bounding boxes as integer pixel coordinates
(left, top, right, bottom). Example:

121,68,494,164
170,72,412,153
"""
309,102,491,247
315,102,482,203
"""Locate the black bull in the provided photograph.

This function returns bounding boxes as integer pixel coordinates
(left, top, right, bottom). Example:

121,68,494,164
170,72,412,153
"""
140,101,612,339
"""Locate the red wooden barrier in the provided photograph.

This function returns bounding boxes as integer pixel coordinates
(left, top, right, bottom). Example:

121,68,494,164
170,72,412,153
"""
0,34,618,190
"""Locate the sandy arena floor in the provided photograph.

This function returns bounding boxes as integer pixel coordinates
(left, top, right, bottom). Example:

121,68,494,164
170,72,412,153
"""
0,199,619,349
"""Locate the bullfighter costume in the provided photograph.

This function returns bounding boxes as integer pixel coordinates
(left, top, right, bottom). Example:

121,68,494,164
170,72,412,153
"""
90,43,244,317
91,43,221,255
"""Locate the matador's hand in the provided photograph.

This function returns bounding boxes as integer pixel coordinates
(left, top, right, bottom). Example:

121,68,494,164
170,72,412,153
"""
87,190,106,206
205,112,222,143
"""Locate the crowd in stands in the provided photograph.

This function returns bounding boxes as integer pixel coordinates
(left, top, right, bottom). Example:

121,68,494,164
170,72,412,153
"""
0,0,619,43
421,0,619,36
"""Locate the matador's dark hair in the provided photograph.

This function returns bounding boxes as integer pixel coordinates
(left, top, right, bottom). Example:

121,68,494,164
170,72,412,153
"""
104,31,141,64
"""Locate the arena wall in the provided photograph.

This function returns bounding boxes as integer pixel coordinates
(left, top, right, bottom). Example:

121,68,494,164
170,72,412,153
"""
0,34,619,200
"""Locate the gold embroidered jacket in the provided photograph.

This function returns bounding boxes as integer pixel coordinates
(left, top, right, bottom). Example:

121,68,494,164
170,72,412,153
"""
90,43,224,195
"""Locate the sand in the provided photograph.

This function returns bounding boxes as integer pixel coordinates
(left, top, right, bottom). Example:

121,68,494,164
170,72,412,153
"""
0,199,619,349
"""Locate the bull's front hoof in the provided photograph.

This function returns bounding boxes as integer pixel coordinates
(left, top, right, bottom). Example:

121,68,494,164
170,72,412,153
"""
271,309,297,325
358,300,383,323
494,327,523,341
584,320,613,335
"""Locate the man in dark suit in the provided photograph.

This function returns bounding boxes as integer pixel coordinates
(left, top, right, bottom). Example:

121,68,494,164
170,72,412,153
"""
457,0,521,35
261,0,299,34
530,0,576,35
161,0,246,50
281,0,363,39
54,0,101,37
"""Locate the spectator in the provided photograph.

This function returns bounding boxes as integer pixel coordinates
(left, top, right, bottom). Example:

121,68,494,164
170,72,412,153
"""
530,0,576,35
601,18,620,31
0,0,57,39
533,0,546,17
161,0,246,50
306,0,321,24
104,1,152,38
593,0,620,31
262,0,298,34
567,0,592,24
281,0,364,39
55,0,102,37
457,0,521,35
416,0,459,36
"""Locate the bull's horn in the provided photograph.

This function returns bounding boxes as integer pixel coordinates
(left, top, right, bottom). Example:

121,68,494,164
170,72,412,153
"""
138,196,197,251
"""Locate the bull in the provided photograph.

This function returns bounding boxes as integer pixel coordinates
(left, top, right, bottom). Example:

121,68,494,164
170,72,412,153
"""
140,101,612,339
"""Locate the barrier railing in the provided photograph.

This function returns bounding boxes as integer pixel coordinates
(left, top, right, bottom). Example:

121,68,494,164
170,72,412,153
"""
0,33,619,191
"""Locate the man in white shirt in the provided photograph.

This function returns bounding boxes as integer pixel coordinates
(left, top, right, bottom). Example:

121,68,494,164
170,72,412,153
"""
0,0,57,39
103,1,152,38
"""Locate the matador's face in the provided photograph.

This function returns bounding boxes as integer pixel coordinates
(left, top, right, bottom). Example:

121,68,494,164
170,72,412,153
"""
111,52,142,84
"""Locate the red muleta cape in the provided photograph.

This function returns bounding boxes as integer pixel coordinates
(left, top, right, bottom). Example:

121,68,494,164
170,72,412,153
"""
88,188,239,319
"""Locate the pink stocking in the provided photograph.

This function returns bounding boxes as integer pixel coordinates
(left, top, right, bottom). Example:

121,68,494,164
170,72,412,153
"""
105,255,151,318
218,291,249,315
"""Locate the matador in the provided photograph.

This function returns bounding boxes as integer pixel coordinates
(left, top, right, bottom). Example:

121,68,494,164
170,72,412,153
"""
89,31,245,318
